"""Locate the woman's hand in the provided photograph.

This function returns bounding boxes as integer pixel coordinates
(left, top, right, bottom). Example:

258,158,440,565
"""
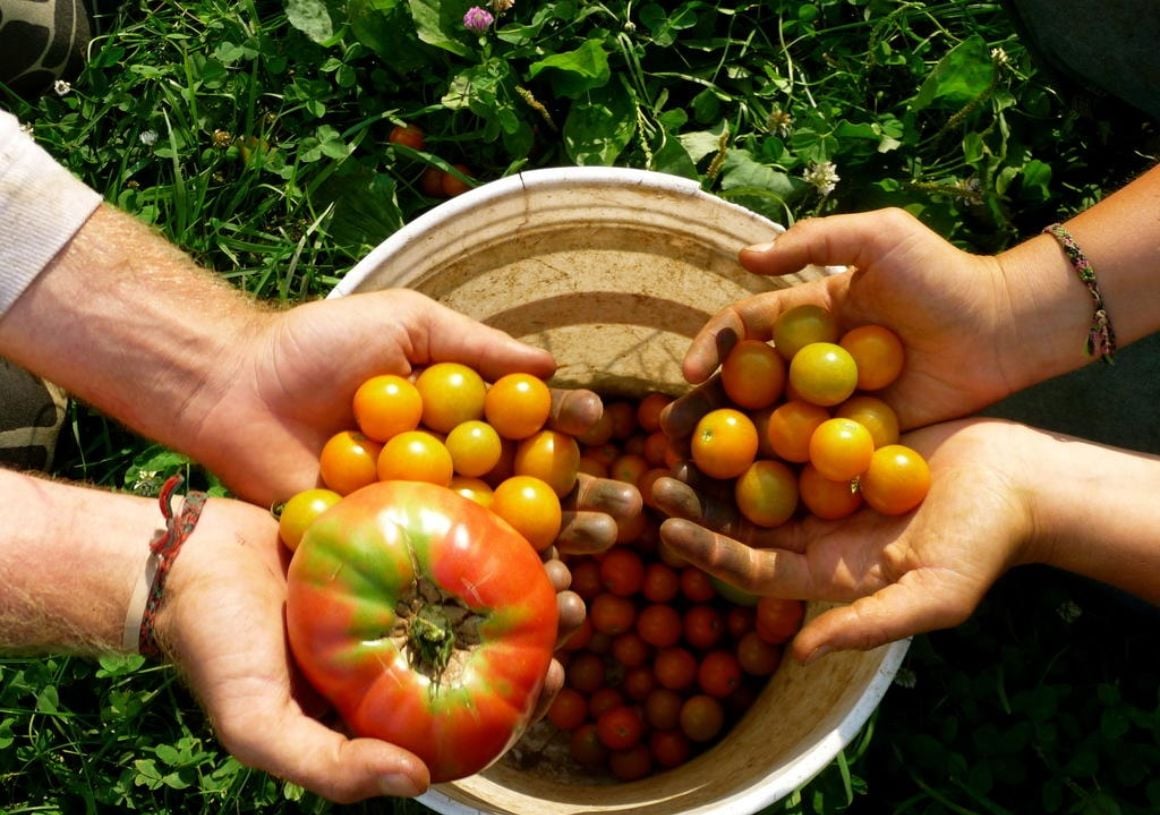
652,418,1044,663
664,209,1027,440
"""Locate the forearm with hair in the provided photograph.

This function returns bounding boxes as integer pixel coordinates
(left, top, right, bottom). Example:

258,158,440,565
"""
0,468,156,654
0,203,269,456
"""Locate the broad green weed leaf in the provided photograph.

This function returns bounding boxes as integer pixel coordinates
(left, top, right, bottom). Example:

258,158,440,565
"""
409,0,470,57
719,150,798,200
349,0,430,71
319,163,404,256
912,35,994,111
678,129,724,163
652,131,700,179
529,39,610,98
563,79,636,165
285,0,334,44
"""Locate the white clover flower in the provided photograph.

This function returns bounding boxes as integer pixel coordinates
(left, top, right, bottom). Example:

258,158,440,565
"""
139,130,158,146
991,47,1010,67
767,106,793,138
893,667,917,689
19,122,34,136
53,79,72,96
803,161,840,196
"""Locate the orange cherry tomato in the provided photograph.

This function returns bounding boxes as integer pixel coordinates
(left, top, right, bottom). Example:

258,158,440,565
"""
734,459,799,528
858,444,931,515
772,304,840,361
490,475,562,550
319,430,383,495
449,475,494,507
513,429,581,497
835,394,900,449
636,392,673,434
840,323,905,391
808,417,875,482
278,488,342,550
414,362,488,433
484,373,553,440
788,342,859,407
377,430,454,486
352,374,423,442
720,339,786,410
765,400,830,463
444,420,503,478
798,462,863,520
691,408,759,480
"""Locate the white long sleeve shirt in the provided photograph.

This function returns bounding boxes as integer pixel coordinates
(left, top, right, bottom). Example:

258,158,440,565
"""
0,109,102,316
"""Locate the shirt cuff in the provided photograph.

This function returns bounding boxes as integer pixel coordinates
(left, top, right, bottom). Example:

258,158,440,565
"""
0,110,103,317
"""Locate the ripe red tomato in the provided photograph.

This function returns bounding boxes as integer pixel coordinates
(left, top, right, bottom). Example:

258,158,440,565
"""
680,694,725,743
546,687,588,731
650,729,692,768
682,605,725,650
567,651,607,694
755,597,806,645
285,481,557,783
636,604,682,648
441,163,474,197
569,723,608,768
697,650,744,698
600,547,645,596
388,123,426,151
596,705,645,751
589,593,637,636
609,744,653,781
654,646,698,691
644,688,683,731
641,562,680,604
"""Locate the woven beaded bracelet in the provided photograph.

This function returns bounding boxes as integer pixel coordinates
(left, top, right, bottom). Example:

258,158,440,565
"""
121,474,207,658
1043,222,1117,364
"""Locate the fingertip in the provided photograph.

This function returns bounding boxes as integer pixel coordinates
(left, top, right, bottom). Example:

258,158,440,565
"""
378,752,431,798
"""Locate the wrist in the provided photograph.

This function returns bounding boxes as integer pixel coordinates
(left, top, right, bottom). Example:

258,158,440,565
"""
995,234,1100,390
0,470,159,654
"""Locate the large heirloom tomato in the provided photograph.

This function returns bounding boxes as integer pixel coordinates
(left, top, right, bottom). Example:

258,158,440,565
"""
286,481,559,782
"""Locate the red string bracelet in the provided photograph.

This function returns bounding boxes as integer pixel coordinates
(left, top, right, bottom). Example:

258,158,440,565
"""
121,474,207,659
1043,222,1117,364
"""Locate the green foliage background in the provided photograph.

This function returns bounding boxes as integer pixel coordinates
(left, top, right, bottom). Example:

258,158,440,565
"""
2,0,1157,813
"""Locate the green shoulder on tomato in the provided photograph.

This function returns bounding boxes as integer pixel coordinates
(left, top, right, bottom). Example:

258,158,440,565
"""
285,481,558,783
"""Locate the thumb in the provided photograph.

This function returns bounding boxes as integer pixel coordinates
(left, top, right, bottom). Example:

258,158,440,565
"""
739,209,923,277
790,576,973,664
223,705,431,803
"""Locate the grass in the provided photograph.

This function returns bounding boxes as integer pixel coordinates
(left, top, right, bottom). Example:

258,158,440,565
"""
2,0,1158,812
